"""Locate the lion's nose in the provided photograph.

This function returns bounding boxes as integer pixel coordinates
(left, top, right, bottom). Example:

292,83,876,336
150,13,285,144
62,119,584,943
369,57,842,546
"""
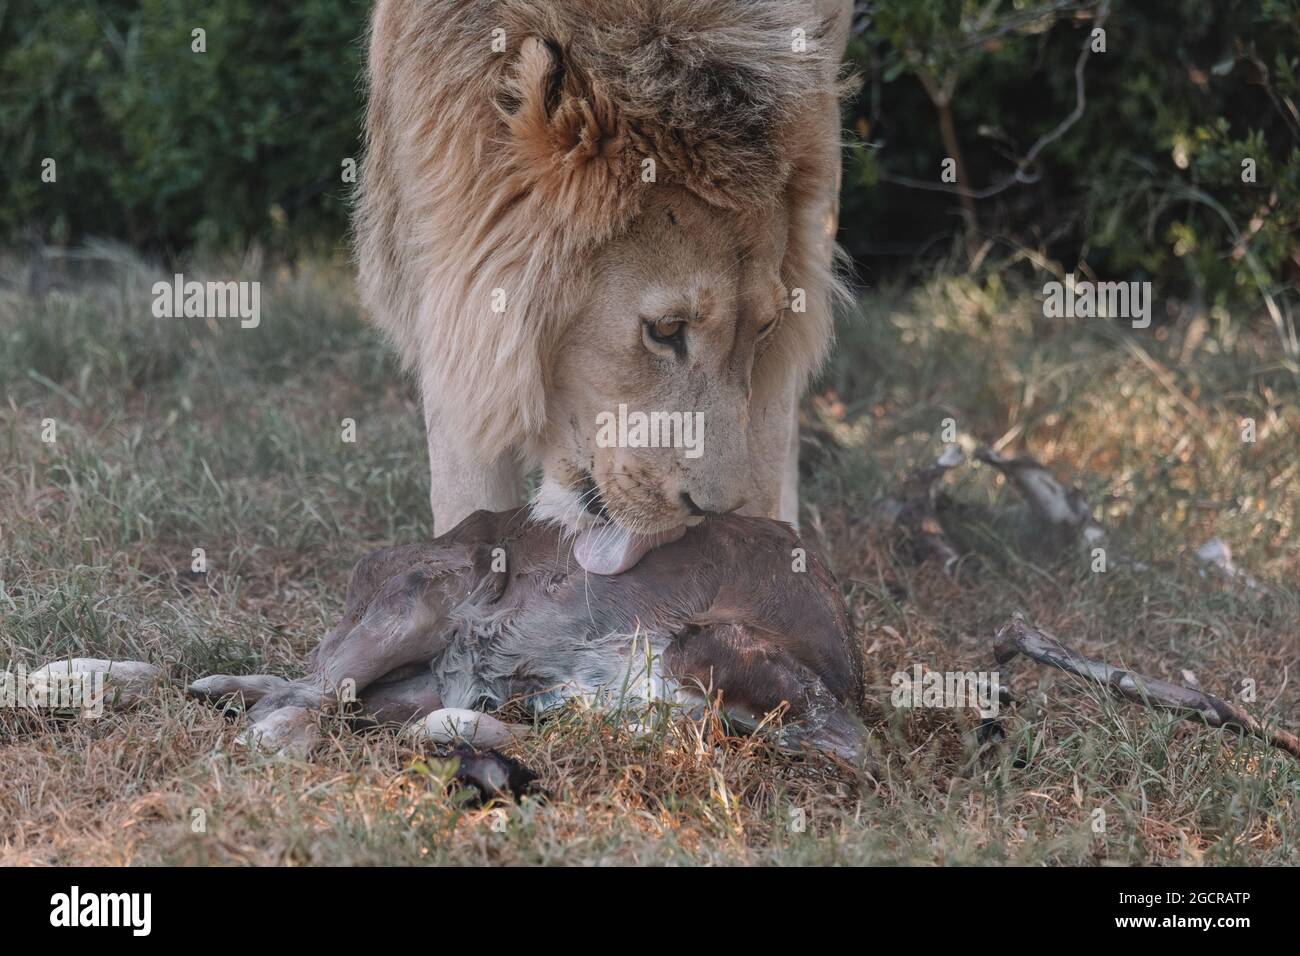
681,492,745,517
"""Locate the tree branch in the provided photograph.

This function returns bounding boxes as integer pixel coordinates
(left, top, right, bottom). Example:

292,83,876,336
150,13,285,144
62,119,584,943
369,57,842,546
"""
874,0,1110,201
995,612,1300,759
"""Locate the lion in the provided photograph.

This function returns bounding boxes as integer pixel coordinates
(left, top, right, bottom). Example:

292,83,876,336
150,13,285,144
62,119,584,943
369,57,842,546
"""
355,0,852,573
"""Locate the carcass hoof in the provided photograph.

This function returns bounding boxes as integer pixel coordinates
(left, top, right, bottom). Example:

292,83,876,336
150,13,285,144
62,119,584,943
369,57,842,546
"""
235,705,321,757
410,707,532,748
449,745,544,805
188,673,292,705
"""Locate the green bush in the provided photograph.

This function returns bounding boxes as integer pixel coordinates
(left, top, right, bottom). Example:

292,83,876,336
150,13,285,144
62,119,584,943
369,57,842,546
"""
1,0,1296,336
844,0,1299,338
1,0,366,253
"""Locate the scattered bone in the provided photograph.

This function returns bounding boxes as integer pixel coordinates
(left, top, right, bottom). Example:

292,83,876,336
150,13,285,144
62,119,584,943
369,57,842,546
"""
1195,538,1264,592
872,444,1104,576
975,449,1284,581
994,612,1299,759
974,447,1101,539
978,449,1266,587
977,445,1147,566
871,444,967,575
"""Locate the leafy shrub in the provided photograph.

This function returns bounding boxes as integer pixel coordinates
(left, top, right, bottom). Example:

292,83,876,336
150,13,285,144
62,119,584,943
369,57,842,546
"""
2,0,1296,337
1,0,366,253
845,0,1299,341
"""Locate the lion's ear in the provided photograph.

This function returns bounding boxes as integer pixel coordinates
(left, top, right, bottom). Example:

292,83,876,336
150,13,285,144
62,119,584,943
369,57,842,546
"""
503,37,624,172
497,37,561,122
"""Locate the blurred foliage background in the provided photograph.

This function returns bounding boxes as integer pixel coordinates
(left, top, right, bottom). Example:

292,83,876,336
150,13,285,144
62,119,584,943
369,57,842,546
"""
843,0,1299,347
1,0,363,253
1,0,1297,341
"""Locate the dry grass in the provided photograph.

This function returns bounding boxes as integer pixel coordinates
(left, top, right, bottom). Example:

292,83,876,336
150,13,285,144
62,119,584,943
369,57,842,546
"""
1,246,1296,865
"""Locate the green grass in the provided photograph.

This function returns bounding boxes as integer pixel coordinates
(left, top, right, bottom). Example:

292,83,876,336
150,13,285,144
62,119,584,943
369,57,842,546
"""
0,245,1296,865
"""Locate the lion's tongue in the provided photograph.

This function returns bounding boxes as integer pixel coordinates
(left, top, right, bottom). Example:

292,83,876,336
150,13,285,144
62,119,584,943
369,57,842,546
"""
573,524,687,575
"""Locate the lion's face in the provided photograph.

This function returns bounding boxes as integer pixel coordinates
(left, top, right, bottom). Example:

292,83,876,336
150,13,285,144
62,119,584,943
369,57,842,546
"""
534,188,791,559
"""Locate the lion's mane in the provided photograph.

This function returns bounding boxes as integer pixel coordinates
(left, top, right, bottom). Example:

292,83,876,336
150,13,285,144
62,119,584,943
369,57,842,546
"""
355,0,848,460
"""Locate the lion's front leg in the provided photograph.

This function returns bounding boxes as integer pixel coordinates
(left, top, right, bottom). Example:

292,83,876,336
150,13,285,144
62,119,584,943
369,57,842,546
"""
780,398,800,530
743,373,801,530
423,393,524,534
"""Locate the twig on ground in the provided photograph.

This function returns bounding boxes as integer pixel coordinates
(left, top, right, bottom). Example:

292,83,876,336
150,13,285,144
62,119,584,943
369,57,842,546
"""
994,612,1300,759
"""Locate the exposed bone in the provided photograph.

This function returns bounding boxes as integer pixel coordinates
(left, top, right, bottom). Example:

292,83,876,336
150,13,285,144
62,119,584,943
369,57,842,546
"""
974,447,1102,539
994,613,1300,759
976,447,1167,573
871,444,967,575
976,448,1268,588
1195,537,1265,592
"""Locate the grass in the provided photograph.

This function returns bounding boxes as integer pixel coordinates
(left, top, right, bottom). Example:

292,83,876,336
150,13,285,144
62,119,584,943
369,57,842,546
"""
0,244,1297,865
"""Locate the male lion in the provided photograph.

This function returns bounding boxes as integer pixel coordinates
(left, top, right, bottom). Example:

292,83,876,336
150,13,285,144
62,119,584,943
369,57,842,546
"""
356,0,852,573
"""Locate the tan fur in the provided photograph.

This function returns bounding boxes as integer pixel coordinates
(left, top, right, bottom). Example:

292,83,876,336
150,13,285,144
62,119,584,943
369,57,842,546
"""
356,0,852,535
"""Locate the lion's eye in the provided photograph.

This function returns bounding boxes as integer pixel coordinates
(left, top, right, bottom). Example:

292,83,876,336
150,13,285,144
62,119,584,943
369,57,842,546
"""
757,317,778,338
643,317,686,354
649,318,685,342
